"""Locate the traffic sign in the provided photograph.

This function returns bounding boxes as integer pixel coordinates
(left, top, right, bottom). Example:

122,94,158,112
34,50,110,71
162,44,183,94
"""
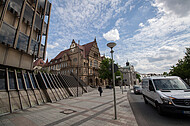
109,64,118,73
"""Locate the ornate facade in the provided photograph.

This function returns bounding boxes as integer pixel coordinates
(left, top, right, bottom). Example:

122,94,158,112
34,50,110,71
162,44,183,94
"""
119,61,137,86
45,39,106,86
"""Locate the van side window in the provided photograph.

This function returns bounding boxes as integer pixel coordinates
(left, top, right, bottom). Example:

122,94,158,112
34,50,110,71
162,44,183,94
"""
142,80,148,88
149,80,155,91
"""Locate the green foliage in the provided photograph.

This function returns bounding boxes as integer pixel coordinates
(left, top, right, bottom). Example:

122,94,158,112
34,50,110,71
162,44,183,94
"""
115,68,122,80
98,58,122,80
163,72,168,76
136,73,141,82
169,48,190,84
98,58,112,80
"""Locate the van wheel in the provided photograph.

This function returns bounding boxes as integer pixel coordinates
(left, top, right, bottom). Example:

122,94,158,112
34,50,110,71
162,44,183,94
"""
143,95,148,104
156,102,163,115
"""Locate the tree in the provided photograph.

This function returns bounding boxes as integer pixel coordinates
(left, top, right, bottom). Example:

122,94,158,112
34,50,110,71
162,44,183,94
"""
136,73,141,82
169,48,190,85
163,72,168,76
98,58,112,84
98,58,122,85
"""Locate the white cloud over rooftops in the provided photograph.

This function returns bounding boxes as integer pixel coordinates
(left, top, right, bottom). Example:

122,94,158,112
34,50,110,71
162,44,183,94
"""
103,29,120,41
47,42,59,49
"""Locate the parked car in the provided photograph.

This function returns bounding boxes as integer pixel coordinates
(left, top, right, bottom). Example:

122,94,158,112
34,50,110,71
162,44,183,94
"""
133,85,142,94
106,85,113,89
142,76,190,115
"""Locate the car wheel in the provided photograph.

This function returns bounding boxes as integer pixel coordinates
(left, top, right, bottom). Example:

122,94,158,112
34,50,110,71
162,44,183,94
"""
143,95,148,104
156,102,163,115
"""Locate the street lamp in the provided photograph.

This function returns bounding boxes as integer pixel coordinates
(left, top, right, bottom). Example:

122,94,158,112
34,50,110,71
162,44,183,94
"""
107,42,117,120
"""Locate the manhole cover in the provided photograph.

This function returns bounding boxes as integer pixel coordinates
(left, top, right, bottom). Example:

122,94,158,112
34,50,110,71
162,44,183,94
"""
60,109,77,115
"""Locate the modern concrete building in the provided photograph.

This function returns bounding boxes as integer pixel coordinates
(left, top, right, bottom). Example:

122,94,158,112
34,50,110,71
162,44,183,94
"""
0,0,94,116
0,0,51,70
119,61,137,86
44,39,106,86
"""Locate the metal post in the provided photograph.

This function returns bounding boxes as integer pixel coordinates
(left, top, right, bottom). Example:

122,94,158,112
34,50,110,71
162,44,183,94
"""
111,48,117,120
77,40,80,97
121,79,123,94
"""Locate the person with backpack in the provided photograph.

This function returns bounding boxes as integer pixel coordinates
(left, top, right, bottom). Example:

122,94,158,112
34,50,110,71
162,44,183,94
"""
98,86,103,96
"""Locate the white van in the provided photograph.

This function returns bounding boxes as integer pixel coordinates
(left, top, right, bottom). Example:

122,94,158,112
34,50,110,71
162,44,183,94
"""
142,76,190,115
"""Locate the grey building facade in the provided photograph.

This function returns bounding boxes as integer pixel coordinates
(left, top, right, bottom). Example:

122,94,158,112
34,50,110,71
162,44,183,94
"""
119,61,137,86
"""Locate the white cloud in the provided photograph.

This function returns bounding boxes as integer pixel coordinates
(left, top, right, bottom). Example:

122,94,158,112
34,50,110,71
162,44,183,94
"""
152,0,190,17
139,23,144,27
130,5,135,11
103,29,120,41
115,18,124,27
47,42,59,49
113,1,190,73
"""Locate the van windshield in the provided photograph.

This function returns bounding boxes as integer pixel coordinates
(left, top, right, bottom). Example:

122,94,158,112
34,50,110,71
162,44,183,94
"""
153,78,190,90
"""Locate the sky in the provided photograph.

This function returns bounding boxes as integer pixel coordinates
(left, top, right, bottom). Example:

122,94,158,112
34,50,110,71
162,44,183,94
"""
46,0,190,74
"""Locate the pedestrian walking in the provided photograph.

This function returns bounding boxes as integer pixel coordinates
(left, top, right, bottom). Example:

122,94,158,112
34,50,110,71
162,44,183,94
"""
98,86,103,96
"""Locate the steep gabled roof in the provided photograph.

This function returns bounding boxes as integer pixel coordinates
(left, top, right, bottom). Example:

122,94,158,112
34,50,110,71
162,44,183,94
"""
82,41,96,57
46,39,98,67
54,49,70,60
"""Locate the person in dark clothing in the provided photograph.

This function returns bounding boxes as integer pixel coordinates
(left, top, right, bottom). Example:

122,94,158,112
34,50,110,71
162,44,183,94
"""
98,86,103,96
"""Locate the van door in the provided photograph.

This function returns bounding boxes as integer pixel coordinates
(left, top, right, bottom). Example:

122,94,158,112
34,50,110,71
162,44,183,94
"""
147,80,156,106
142,79,148,95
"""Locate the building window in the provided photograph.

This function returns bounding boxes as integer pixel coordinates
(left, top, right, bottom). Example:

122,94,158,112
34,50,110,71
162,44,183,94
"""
55,60,57,63
94,60,98,68
90,60,92,66
9,71,16,89
94,53,98,58
73,58,77,62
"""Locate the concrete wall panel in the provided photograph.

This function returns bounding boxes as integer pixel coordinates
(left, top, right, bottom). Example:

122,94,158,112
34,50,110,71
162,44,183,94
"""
51,88,59,100
39,89,48,103
5,49,21,68
0,92,10,114
10,91,21,111
20,54,33,70
0,45,6,64
34,90,43,104
27,90,37,106
20,91,30,109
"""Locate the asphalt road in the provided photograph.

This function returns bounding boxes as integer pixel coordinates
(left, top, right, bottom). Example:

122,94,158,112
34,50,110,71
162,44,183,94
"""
128,90,190,126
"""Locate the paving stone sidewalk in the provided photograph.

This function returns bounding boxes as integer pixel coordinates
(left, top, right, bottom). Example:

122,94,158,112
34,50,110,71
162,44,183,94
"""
0,86,138,126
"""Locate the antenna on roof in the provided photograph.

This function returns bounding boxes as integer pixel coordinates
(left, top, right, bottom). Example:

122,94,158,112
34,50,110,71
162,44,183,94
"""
94,36,96,42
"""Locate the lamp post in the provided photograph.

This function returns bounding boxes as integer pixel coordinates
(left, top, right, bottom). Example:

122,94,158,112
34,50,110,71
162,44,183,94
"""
77,40,80,97
107,42,117,120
